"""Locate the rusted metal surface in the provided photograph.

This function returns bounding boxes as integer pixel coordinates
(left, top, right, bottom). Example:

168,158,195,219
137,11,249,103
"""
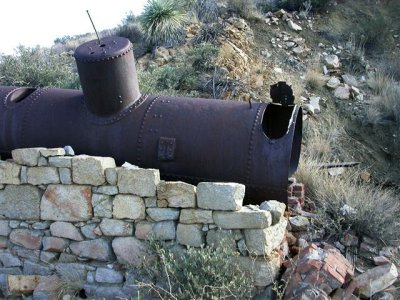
74,36,141,116
0,37,302,204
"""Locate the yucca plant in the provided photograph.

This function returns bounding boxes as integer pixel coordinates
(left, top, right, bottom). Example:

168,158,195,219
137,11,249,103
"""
140,0,186,49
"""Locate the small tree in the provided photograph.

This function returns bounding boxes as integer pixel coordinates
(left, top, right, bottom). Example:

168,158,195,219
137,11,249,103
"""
140,0,186,49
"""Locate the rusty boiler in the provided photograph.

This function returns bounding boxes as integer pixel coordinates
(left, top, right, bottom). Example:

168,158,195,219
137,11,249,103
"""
0,36,302,203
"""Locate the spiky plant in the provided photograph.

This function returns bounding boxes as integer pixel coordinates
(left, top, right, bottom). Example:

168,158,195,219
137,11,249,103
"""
140,0,186,48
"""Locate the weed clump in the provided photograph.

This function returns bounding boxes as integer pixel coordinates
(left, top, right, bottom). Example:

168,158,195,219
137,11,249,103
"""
137,240,254,299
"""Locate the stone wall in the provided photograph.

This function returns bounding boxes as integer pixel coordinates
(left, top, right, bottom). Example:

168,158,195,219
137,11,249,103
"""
0,147,289,299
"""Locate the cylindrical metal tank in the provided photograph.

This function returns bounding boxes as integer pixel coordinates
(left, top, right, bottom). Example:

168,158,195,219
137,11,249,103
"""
74,36,141,116
0,37,302,204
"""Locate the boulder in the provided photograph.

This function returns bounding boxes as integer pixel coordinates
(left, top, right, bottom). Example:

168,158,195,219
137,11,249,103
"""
327,77,341,89
259,200,286,225
324,55,340,68
180,209,213,224
176,224,204,247
99,218,133,236
118,167,160,197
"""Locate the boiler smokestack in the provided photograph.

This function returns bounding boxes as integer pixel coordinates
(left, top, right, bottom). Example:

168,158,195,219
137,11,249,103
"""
74,36,141,116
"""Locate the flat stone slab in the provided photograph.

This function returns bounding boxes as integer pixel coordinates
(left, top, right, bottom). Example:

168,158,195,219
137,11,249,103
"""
0,160,21,184
11,148,45,166
99,218,133,236
213,206,272,229
41,185,93,221
157,181,196,208
27,167,60,185
176,224,204,247
70,239,114,261
50,222,84,241
146,208,180,221
0,185,41,220
244,218,287,256
118,167,160,197
10,229,43,250
180,209,213,224
113,195,145,220
197,182,244,211
112,237,154,267
72,155,116,185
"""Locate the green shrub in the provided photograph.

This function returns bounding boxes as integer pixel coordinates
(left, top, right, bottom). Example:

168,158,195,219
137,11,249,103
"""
273,0,330,12
193,22,224,45
157,65,197,90
227,0,258,19
194,0,220,23
138,240,254,299
140,0,187,48
186,43,219,72
0,46,80,89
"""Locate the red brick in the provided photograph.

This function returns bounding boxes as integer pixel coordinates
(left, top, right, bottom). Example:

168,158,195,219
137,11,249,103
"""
322,264,345,284
293,184,304,192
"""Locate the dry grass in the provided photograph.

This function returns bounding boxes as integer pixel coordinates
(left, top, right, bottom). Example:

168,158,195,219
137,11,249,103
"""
367,71,400,126
297,111,400,244
305,69,325,92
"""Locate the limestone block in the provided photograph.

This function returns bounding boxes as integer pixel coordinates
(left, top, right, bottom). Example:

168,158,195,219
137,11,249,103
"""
113,195,145,220
27,167,60,185
99,219,133,236
23,260,52,275
0,252,22,267
213,206,272,229
48,156,72,167
145,197,157,207
105,168,117,185
41,185,92,221
7,275,42,296
206,229,236,250
42,237,69,252
93,185,118,195
153,221,176,240
180,209,213,224
59,168,72,184
176,224,204,247
0,185,41,220
10,229,43,250
259,200,286,225
135,222,154,240
39,251,59,264
0,221,10,236
81,224,98,240
197,182,244,211
95,268,124,284
112,237,154,267
55,263,88,280
39,148,65,157
70,239,114,261
289,216,310,232
146,208,180,221
92,194,113,218
11,148,45,166
157,181,196,208
72,155,116,185
244,218,287,256
20,166,27,183
0,160,20,184
117,167,160,197
234,253,281,286
50,222,84,241
354,263,398,298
